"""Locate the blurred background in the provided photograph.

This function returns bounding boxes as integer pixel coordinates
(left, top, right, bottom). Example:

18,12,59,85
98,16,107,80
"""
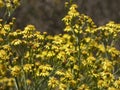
13,0,120,34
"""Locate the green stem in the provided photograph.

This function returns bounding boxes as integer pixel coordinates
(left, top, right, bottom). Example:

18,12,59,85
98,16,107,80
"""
14,77,19,90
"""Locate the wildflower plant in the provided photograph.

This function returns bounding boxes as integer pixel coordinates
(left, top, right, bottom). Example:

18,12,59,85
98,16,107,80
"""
0,1,120,90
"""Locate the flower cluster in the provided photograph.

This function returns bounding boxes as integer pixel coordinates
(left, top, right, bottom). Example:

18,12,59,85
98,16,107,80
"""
1,1,120,90
0,0,20,9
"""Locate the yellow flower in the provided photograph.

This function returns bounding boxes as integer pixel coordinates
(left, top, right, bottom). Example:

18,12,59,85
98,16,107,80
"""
102,59,113,71
26,79,32,85
64,70,73,80
36,34,44,40
47,51,55,57
6,3,12,9
77,84,90,90
86,55,96,64
0,0,4,8
0,28,6,35
0,50,8,60
70,79,76,86
97,80,106,88
107,47,120,56
68,56,76,63
108,87,117,90
0,64,6,76
114,80,120,88
68,9,79,17
73,65,79,70
7,78,14,87
2,45,11,51
59,83,67,90
85,37,91,42
0,37,3,42
70,4,78,10
13,0,20,6
4,24,10,31
23,64,33,72
39,64,53,71
62,15,72,25
57,51,66,60
98,44,105,53
39,70,49,77
64,25,72,32
24,25,35,31
48,77,59,88
24,51,30,59
100,72,114,83
55,70,65,76
36,64,53,77
11,65,21,76
11,39,22,45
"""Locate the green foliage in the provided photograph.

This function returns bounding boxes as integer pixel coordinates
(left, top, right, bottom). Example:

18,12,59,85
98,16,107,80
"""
0,1,120,90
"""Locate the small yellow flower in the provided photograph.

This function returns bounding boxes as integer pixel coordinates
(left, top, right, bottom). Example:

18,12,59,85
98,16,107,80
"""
0,28,6,35
70,4,78,10
0,50,8,60
2,45,11,51
26,79,32,85
47,51,55,57
0,0,4,8
100,72,114,83
98,44,105,53
55,70,65,76
77,84,90,90
4,24,10,31
11,65,21,76
73,65,79,70
39,64,53,71
102,59,113,71
39,70,49,77
48,77,59,88
24,51,30,59
114,80,120,88
13,0,20,6
85,37,91,42
108,87,116,90
59,83,67,90
64,25,72,32
11,39,22,45
87,55,96,64
70,79,76,86
7,78,14,87
0,37,3,42
97,79,110,88
23,64,33,72
25,25,35,31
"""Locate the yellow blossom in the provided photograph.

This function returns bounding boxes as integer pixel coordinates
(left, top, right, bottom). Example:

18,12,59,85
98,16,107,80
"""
48,77,59,88
26,79,32,85
64,25,72,32
102,59,113,71
11,65,21,76
98,44,105,53
77,84,90,90
23,64,33,72
0,0,4,8
55,70,65,76
108,87,117,90
73,65,79,70
114,80,120,88
11,39,22,45
59,83,67,90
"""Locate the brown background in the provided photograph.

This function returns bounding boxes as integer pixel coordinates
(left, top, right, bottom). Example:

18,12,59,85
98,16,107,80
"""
13,0,120,34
